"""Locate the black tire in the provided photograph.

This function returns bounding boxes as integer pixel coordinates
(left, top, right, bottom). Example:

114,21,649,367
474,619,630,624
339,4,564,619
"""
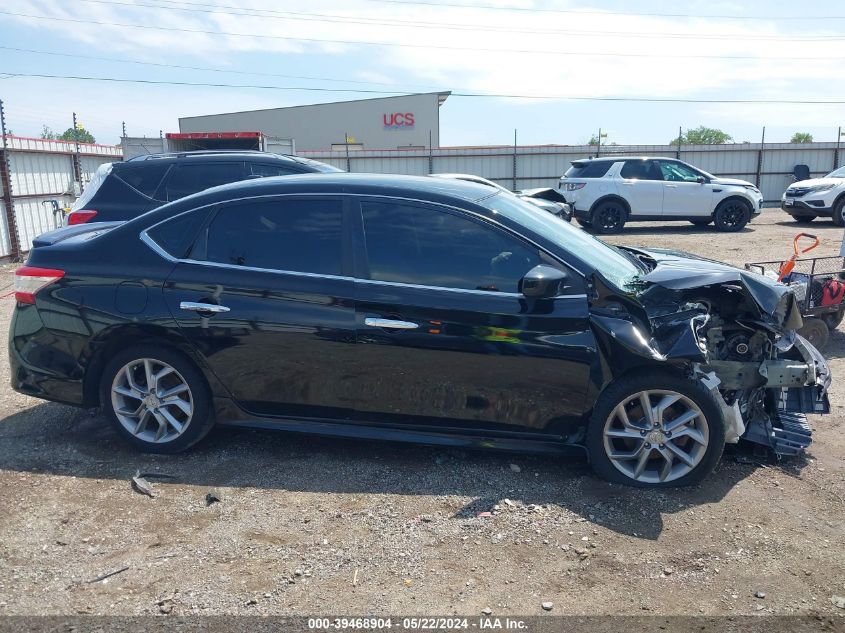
590,200,628,234
822,308,845,330
689,218,712,226
798,318,830,350
713,199,751,232
99,345,214,454
790,215,817,224
832,197,845,227
585,371,726,488
575,217,592,229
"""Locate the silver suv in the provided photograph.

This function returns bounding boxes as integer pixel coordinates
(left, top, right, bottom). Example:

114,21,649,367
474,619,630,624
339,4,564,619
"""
559,157,763,233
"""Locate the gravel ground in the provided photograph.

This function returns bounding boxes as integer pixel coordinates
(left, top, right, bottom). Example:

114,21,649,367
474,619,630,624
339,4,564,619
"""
0,211,844,618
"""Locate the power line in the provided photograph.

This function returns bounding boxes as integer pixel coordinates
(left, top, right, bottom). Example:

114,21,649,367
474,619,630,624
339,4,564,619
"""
75,0,845,42
352,0,845,20
3,9,844,60
5,71,845,104
0,45,445,90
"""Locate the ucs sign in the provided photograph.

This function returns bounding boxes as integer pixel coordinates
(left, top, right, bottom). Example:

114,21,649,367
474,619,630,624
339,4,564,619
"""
383,113,415,128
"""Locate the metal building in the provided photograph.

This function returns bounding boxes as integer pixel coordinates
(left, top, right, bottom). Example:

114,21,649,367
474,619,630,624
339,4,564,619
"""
178,92,451,151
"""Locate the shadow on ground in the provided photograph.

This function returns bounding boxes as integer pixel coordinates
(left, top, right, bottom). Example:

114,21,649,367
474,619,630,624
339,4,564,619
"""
0,402,794,540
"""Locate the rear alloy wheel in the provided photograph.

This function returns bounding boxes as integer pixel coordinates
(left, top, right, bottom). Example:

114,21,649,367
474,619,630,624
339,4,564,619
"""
586,373,725,487
790,215,817,224
591,201,627,234
713,199,751,232
101,345,214,453
798,317,830,349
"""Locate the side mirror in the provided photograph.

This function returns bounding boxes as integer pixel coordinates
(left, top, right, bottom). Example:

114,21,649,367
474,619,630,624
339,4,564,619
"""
696,176,706,184
519,265,568,298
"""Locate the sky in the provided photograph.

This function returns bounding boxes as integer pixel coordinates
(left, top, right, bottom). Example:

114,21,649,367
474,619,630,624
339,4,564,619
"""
0,0,843,147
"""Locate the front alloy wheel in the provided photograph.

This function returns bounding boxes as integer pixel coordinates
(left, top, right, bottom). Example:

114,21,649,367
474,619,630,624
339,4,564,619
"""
586,372,725,487
714,200,750,231
602,390,709,484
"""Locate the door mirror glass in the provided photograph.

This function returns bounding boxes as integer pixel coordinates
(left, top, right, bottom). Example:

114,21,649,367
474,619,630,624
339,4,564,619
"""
696,175,706,184
519,265,568,298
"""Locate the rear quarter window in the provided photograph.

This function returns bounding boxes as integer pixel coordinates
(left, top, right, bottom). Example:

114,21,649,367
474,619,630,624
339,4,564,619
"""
146,209,211,258
564,161,613,179
115,163,170,199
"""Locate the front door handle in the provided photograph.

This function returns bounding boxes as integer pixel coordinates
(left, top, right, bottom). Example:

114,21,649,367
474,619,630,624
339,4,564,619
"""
665,184,678,188
364,317,419,330
180,301,230,314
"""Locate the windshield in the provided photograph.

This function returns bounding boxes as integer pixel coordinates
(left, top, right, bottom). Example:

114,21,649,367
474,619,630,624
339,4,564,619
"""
826,166,845,179
481,192,642,289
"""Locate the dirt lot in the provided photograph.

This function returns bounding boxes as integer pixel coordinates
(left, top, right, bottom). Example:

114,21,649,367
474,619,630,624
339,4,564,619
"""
0,211,844,618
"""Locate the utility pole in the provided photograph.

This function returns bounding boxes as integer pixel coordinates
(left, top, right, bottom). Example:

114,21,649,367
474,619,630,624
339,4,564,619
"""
121,120,126,140
512,129,517,191
835,126,842,170
0,99,21,260
428,130,433,174
676,126,683,159
596,127,602,157
344,132,351,173
71,112,82,194
755,126,765,188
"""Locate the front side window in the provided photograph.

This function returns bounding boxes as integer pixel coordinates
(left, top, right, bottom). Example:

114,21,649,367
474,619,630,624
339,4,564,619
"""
620,160,661,181
164,162,244,201
481,192,641,290
202,198,343,275
658,160,703,182
361,201,540,293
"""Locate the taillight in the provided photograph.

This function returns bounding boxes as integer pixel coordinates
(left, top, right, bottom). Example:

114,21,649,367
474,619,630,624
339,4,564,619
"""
14,266,65,304
68,210,98,225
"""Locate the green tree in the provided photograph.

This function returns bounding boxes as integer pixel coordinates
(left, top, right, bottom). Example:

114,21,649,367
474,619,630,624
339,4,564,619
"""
587,134,599,145
59,126,96,144
790,132,813,143
40,125,57,140
674,126,733,145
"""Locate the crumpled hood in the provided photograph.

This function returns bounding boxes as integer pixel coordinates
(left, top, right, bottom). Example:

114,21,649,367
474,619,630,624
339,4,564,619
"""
710,176,755,188
630,247,801,330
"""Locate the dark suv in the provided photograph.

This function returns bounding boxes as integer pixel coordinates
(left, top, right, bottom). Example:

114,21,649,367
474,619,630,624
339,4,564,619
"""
67,150,342,224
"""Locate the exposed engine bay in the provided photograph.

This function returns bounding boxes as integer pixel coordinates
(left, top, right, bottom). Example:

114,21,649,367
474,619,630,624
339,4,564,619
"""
589,246,831,456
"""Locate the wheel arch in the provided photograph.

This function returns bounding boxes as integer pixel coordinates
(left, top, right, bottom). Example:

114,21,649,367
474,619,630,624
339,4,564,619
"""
714,194,753,215
81,324,222,407
589,194,631,218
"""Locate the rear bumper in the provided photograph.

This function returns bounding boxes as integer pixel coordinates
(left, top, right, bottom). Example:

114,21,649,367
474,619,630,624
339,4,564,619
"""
8,305,86,407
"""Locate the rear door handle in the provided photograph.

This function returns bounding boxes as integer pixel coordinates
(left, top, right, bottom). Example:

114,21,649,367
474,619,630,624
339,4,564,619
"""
665,184,678,188
180,301,230,314
364,317,419,330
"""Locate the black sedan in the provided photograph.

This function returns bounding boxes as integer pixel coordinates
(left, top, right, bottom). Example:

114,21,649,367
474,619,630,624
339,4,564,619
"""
9,174,831,487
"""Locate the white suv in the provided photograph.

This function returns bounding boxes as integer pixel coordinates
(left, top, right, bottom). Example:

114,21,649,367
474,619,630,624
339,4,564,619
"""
558,156,763,233
782,166,845,225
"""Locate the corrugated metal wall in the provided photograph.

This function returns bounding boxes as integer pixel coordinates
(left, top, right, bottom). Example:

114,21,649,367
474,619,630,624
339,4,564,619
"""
301,142,843,203
0,136,121,258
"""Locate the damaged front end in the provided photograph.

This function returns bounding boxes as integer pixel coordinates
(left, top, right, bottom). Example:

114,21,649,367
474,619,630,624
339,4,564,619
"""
589,247,831,457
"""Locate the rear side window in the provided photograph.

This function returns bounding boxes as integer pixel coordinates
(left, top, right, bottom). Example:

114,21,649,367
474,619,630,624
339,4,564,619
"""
164,162,244,201
248,163,302,178
564,161,612,179
620,160,662,180
146,209,210,258
115,163,170,199
203,199,343,275
361,201,540,293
